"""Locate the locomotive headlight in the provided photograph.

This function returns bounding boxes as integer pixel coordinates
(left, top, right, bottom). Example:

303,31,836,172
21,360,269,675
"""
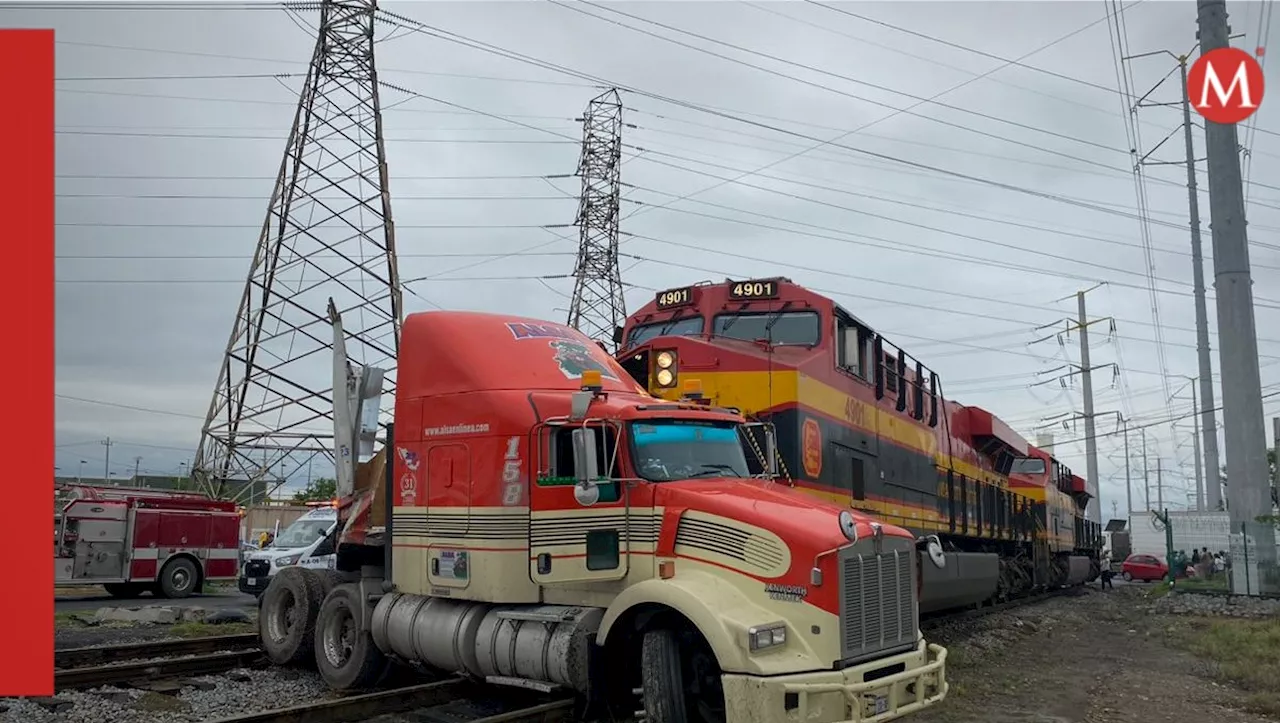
747,622,787,652
656,368,675,387
656,351,676,369
838,510,859,543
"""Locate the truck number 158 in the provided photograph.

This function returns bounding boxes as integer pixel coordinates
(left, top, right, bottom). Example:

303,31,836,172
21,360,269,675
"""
502,436,522,506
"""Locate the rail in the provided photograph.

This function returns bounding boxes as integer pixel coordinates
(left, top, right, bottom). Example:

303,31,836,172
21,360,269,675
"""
203,678,576,723
55,633,259,669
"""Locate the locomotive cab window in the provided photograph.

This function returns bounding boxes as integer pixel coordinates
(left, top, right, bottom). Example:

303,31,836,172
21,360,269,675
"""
835,312,873,380
712,311,820,346
626,316,705,347
1011,457,1046,475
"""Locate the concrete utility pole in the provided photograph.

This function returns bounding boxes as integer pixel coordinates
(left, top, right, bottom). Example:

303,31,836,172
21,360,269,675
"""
1157,457,1164,512
101,437,113,483
1077,290,1102,525
1272,417,1278,489
1124,419,1134,520
1191,386,1205,511
1143,431,1151,510
1179,55,1225,512
1196,0,1277,593
133,456,142,480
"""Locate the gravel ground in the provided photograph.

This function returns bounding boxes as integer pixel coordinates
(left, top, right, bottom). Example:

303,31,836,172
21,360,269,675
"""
0,667,332,723
910,584,1279,723
17,586,1278,723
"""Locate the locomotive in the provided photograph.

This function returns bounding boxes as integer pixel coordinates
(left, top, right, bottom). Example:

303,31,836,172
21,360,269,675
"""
615,276,1102,613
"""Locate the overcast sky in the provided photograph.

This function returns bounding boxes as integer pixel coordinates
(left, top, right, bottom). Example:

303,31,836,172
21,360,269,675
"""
30,0,1280,513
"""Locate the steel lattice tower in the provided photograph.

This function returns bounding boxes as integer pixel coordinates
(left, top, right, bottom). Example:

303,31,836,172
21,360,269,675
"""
566,89,626,351
192,0,401,502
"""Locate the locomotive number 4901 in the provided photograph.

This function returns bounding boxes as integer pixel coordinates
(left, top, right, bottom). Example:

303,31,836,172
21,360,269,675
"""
728,279,779,300
655,287,693,310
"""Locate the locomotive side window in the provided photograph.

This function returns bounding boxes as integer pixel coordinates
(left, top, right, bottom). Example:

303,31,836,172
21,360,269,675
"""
835,313,872,380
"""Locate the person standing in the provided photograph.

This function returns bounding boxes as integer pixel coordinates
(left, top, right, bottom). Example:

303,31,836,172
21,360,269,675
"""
1099,548,1113,590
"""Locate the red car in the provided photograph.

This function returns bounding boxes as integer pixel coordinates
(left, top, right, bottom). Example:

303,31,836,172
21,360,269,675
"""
1121,553,1169,582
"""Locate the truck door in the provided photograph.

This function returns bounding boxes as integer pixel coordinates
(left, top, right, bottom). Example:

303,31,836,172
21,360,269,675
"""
529,423,630,584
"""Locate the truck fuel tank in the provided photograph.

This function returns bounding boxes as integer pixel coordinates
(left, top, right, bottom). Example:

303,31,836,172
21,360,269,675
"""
370,592,605,694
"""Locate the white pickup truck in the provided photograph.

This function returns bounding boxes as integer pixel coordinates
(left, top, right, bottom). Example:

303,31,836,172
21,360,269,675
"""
238,506,337,597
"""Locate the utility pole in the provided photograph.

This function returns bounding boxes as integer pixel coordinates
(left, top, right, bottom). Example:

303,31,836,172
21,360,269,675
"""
1077,290,1101,525
1125,43,1226,512
1157,457,1164,512
1190,384,1205,511
101,437,113,483
192,0,399,505
567,89,627,352
1123,418,1134,520
133,456,142,481
1143,431,1150,510
1272,417,1278,493
1197,0,1277,594
1179,55,1224,512
1030,288,1116,526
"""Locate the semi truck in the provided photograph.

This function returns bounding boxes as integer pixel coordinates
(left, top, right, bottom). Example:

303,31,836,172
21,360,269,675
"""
55,485,241,598
255,303,949,723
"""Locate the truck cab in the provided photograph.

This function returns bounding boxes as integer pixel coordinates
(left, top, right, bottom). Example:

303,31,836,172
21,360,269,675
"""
258,309,949,723
239,506,337,596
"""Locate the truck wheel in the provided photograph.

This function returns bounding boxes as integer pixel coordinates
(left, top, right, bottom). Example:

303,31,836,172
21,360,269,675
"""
640,628,726,723
317,570,349,598
157,558,200,599
314,582,387,691
259,567,325,666
103,583,145,599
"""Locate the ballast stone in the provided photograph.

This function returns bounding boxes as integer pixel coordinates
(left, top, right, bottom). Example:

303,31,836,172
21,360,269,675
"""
1154,591,1280,618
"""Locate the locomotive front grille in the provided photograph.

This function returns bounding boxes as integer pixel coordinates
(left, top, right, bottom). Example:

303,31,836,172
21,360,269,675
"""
837,538,918,664
243,560,271,577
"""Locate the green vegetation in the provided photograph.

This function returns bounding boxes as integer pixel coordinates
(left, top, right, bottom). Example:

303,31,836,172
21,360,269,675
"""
168,620,256,638
292,477,337,502
1170,617,1280,717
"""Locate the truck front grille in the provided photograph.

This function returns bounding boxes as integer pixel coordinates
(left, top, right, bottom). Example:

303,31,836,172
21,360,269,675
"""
244,560,270,577
838,537,918,664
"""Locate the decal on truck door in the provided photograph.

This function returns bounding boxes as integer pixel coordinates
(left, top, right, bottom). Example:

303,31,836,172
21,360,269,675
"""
397,447,421,506
501,436,524,507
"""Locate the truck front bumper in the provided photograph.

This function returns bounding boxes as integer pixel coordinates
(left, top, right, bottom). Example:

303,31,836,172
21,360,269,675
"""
722,640,948,723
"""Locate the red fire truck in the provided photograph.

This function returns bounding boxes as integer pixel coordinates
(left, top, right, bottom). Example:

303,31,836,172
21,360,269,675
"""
254,303,948,723
55,485,241,598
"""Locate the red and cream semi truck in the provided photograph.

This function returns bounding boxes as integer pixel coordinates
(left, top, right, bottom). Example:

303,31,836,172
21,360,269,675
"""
55,486,241,598
256,305,949,723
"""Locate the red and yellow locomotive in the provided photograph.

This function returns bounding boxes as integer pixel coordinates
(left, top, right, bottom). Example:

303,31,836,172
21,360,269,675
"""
616,276,1102,612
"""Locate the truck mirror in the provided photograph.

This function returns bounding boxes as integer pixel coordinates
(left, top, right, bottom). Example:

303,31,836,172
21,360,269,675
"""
571,427,599,487
569,390,593,421
764,426,779,477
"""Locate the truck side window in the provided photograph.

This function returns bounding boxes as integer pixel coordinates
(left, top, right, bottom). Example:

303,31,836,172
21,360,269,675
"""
546,425,621,504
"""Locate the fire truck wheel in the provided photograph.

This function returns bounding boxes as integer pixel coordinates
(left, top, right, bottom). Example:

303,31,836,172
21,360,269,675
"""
103,583,146,599
259,567,325,666
314,582,387,691
157,557,200,599
640,627,726,723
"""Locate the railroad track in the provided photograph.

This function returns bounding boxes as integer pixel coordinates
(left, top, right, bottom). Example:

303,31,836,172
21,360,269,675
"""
921,585,1091,632
205,677,575,723
54,633,263,690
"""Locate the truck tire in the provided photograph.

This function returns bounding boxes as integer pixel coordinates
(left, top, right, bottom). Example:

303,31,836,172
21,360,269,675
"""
157,557,200,599
103,583,146,599
317,570,349,598
259,567,325,666
313,582,387,691
640,628,725,723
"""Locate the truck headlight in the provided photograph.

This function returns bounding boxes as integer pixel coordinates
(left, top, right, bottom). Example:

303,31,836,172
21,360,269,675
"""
275,554,300,567
748,622,787,651
838,510,859,543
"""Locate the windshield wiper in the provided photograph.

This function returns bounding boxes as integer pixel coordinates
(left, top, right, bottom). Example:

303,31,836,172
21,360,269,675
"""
687,464,742,478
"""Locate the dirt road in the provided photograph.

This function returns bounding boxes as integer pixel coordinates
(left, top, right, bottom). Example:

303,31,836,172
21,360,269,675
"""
911,585,1278,723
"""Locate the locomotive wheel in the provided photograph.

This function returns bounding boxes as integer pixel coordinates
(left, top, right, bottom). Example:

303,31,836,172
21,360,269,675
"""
1122,571,1133,582
314,582,388,691
157,557,200,599
640,627,726,723
259,567,325,666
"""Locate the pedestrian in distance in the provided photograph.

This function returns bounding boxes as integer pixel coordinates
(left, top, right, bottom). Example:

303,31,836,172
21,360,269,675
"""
1099,548,1113,590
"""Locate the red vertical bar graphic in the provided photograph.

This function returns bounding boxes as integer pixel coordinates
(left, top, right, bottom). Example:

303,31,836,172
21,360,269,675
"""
0,28,55,696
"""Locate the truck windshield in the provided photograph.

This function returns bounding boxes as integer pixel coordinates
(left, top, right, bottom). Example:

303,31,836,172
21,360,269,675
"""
630,420,750,482
272,517,333,549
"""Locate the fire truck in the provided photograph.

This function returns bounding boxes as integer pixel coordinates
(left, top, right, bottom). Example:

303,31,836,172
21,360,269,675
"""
55,484,241,598
255,302,948,723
